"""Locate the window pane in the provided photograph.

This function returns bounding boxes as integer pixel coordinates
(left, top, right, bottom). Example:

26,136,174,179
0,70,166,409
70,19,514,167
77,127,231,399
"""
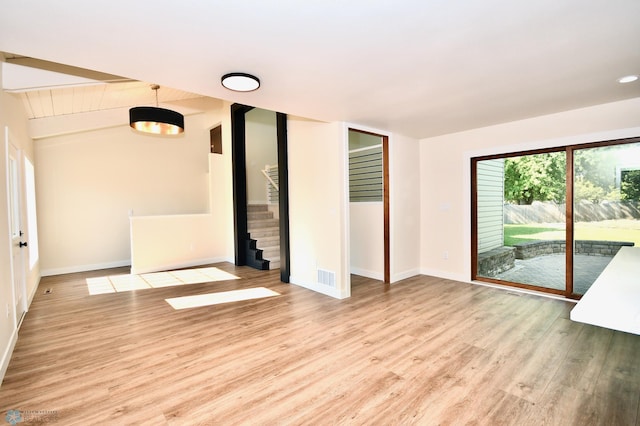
573,142,640,295
25,157,39,269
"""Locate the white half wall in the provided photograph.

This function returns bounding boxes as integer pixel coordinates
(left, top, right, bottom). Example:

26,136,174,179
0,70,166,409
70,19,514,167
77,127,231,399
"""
130,214,224,274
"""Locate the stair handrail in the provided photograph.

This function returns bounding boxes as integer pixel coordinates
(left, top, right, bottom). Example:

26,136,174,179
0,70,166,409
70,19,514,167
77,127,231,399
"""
262,165,279,191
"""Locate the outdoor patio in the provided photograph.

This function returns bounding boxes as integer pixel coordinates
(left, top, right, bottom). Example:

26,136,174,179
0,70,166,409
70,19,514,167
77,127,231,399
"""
491,253,613,295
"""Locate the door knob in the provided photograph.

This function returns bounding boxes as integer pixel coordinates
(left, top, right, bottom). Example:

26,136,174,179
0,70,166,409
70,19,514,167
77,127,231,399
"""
19,241,28,247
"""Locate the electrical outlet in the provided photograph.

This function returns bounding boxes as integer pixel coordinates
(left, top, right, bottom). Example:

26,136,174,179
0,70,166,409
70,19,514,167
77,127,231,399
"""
443,251,449,260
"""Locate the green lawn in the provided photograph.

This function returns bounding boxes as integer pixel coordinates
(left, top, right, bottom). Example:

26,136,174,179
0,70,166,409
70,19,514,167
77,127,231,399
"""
504,219,640,247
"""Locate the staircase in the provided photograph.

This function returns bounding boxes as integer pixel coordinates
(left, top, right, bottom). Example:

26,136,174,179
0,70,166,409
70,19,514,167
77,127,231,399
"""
247,204,280,270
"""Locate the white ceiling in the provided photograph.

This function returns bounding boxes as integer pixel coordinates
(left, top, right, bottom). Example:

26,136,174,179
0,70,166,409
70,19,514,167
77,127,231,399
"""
1,1,639,139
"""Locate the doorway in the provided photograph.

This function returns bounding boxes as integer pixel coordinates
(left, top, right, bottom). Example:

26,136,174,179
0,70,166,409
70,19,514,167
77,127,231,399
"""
348,129,390,284
231,104,291,283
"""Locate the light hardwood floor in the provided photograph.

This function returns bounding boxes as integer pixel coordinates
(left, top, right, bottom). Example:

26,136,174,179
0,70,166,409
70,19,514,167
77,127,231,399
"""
1,264,638,425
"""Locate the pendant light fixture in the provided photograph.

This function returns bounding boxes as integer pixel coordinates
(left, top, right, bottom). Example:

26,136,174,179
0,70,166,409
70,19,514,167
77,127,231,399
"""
129,84,184,135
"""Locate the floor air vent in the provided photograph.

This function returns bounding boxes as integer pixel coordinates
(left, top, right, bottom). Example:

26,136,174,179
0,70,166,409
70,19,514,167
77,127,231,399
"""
317,269,336,287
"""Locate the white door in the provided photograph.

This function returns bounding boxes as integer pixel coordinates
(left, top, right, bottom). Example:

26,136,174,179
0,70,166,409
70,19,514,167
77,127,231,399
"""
7,141,27,327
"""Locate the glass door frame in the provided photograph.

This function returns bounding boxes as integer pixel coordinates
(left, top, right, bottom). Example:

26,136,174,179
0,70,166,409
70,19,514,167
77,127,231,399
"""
471,136,640,299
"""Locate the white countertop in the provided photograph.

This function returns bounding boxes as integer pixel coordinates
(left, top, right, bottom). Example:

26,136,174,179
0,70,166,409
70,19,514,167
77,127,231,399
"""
570,246,640,335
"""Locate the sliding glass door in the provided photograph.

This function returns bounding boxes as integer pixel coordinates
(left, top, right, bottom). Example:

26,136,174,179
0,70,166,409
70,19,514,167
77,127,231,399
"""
474,150,567,295
572,141,640,296
473,137,640,298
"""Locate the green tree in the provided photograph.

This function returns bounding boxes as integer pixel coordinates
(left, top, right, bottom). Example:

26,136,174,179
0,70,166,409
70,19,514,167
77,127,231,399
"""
574,179,606,202
504,152,566,204
621,169,640,201
574,148,617,197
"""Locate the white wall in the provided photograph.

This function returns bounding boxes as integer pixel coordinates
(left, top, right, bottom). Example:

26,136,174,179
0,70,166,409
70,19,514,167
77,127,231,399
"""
349,202,383,279
246,108,277,205
389,132,421,282
288,117,349,298
420,97,640,282
209,103,235,263
35,113,212,275
0,63,38,384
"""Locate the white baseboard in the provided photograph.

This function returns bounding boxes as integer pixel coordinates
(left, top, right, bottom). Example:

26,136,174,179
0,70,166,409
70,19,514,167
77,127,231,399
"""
350,268,422,283
131,257,229,275
419,268,469,283
41,260,131,277
391,268,420,283
0,328,18,388
289,275,349,299
41,258,234,277
349,267,384,281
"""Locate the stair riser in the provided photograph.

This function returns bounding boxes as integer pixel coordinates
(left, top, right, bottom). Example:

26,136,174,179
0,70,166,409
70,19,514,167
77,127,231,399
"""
269,261,281,270
248,219,279,229
248,212,274,220
247,204,269,212
261,248,280,258
253,236,280,246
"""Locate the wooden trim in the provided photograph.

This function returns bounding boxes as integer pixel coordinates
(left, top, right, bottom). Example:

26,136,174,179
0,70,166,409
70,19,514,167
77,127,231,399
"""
471,158,479,280
383,134,390,284
473,146,565,162
348,128,390,284
565,147,574,297
475,276,567,296
276,112,291,283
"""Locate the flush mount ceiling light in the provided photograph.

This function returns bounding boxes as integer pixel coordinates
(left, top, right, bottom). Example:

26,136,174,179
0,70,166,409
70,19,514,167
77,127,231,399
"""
129,84,184,135
221,73,260,92
617,75,639,84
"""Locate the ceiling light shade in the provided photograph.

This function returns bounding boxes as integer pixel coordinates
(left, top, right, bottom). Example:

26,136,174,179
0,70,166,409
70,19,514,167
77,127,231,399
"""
617,75,639,84
221,73,260,92
129,85,184,135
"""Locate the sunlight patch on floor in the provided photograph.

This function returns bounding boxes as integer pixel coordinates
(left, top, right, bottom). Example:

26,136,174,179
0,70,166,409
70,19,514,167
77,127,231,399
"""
165,287,280,310
86,267,240,295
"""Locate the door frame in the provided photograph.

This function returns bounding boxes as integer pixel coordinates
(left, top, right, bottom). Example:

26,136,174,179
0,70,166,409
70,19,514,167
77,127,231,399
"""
347,128,390,284
5,132,27,328
471,136,640,298
231,104,291,282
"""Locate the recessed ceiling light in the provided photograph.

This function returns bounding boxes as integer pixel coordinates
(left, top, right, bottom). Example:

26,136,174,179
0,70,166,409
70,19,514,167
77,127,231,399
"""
221,73,260,92
617,75,638,84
